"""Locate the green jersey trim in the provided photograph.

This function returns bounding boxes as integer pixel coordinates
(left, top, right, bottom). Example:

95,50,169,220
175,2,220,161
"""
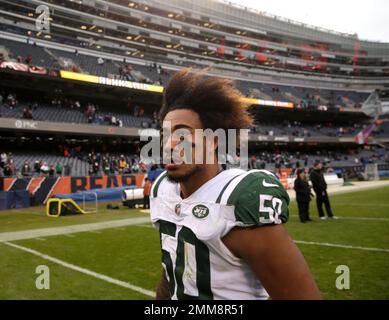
151,171,168,198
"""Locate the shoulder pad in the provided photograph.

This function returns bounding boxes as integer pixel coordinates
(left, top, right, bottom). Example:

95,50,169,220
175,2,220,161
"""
220,170,289,226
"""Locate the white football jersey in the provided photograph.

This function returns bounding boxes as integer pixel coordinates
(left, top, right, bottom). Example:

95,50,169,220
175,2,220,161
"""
150,168,289,300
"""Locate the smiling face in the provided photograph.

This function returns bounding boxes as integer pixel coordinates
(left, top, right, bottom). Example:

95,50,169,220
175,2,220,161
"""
162,109,212,183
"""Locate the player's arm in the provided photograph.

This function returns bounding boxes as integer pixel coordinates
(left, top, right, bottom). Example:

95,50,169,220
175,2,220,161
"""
222,171,321,299
156,270,171,300
223,225,321,300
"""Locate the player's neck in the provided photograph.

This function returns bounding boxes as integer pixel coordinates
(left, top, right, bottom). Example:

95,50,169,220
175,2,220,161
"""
180,164,221,199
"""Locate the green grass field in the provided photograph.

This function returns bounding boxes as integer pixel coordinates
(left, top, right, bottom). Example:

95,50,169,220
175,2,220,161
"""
0,186,388,300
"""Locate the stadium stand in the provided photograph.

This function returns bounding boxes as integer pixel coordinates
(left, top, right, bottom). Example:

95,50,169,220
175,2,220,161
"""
0,38,369,109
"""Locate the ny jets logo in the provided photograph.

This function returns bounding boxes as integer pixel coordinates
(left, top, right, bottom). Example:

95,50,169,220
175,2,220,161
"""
192,205,209,219
262,180,279,188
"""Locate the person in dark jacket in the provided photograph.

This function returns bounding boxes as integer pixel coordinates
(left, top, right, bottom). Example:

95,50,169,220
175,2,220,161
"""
294,168,314,223
309,160,338,220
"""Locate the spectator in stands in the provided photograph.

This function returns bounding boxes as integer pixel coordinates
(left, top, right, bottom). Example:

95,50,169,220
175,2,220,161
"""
88,163,94,176
3,162,13,176
22,106,33,119
110,157,118,174
6,93,17,109
64,164,71,176
102,157,110,175
40,162,49,175
33,160,41,175
139,107,144,117
309,160,338,220
119,155,127,174
49,165,55,177
55,163,63,176
21,160,31,177
25,54,32,65
131,162,140,173
133,105,139,117
92,160,100,175
294,168,314,223
0,152,7,169
143,178,151,209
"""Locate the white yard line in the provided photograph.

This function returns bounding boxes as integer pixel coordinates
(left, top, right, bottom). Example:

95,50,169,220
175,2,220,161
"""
63,234,76,238
294,240,389,253
2,241,155,298
134,224,154,229
0,217,150,242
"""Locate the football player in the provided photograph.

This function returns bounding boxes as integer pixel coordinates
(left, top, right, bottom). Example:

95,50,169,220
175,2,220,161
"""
150,69,321,300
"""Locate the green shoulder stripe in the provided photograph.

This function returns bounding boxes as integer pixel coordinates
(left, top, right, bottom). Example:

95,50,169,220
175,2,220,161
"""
151,171,168,198
226,171,283,206
215,174,242,204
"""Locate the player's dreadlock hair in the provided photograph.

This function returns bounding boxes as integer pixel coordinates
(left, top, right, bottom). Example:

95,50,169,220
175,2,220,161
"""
159,68,253,131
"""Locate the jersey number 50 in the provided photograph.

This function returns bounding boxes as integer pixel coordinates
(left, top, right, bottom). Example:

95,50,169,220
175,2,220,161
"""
159,220,213,300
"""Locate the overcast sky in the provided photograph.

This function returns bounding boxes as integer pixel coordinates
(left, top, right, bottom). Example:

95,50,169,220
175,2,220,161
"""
231,0,389,43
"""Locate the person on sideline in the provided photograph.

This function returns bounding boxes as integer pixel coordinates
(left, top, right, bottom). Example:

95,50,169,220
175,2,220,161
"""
294,168,314,223
309,160,338,220
143,178,152,209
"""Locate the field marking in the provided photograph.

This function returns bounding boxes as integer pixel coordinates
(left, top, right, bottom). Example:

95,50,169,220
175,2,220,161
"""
290,214,389,222
2,241,155,298
63,234,76,238
134,224,154,229
294,240,389,253
0,217,151,242
336,216,389,221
